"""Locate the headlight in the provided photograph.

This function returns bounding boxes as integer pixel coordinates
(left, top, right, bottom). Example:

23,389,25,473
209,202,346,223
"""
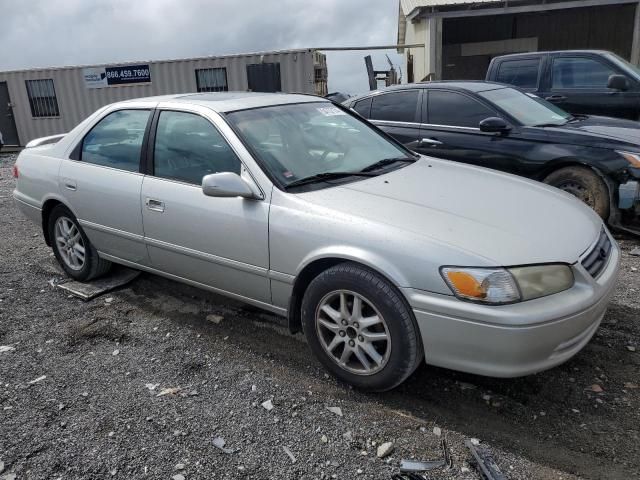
441,264,574,305
616,151,640,168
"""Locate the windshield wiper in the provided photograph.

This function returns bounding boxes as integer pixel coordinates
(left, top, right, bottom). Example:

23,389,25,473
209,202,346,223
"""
285,171,378,189
360,157,416,173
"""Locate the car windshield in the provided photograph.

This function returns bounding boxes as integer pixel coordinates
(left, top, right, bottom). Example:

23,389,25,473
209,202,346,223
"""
605,52,640,77
226,102,413,188
479,87,571,127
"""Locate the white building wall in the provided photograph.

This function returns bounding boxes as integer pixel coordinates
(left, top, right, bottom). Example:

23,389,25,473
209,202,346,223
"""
0,50,318,145
402,17,442,82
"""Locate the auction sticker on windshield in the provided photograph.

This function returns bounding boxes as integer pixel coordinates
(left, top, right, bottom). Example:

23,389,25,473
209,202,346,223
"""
317,106,346,116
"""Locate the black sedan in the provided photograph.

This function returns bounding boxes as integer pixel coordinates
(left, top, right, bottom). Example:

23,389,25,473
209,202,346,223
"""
344,82,640,233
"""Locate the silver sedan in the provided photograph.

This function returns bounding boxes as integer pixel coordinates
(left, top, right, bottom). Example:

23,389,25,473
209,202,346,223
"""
13,92,620,391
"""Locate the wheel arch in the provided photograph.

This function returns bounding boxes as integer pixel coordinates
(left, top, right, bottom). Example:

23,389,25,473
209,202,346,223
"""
286,250,410,334
535,157,602,182
41,196,76,246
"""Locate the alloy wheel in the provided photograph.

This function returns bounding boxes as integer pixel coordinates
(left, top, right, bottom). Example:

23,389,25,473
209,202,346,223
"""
315,290,391,375
54,216,86,271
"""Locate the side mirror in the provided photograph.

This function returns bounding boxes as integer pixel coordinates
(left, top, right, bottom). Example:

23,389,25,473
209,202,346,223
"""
202,172,259,199
607,74,629,91
479,117,510,133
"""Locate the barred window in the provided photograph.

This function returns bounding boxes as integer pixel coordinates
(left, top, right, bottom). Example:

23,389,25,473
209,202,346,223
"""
25,79,60,117
195,68,228,92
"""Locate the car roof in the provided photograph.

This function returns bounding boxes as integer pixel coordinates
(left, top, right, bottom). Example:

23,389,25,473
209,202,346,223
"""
118,92,329,112
493,50,612,60
346,81,508,103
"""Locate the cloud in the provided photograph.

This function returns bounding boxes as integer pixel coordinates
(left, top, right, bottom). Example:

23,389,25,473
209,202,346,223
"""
0,0,404,95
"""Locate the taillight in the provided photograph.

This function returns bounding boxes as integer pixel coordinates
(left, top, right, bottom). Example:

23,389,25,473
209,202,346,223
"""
12,165,19,178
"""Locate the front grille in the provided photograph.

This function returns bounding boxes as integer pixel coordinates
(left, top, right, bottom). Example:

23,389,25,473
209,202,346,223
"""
581,229,612,278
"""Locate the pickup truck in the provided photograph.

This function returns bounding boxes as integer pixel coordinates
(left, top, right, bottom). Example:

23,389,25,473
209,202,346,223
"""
486,50,640,121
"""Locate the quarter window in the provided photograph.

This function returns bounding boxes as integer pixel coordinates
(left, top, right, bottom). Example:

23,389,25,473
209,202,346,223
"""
552,57,617,89
81,109,150,172
428,91,493,128
25,79,60,117
370,90,420,122
495,59,540,89
153,111,241,185
353,98,372,118
195,68,229,92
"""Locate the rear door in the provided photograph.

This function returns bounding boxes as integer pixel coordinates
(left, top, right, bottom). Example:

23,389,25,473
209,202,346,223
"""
140,106,271,303
418,89,526,175
541,53,639,119
60,108,151,264
366,89,423,145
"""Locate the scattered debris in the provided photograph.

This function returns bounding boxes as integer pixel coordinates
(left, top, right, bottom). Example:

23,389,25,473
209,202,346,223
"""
377,441,394,459
0,346,15,354
630,247,640,256
470,438,481,446
172,475,185,480
326,406,343,417
0,461,4,474
112,349,120,356
28,375,46,384
156,387,181,397
105,297,114,304
627,345,637,352
4,474,17,480
624,382,639,389
399,439,452,474
251,385,257,392
56,267,140,300
590,384,604,393
206,314,224,324
282,446,297,463
175,463,185,470
433,426,442,437
457,381,477,390
145,383,159,391
466,439,506,480
261,399,274,411
321,435,328,443
212,436,234,454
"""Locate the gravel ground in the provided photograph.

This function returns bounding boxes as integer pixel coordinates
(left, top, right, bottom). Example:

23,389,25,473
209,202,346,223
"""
0,152,638,480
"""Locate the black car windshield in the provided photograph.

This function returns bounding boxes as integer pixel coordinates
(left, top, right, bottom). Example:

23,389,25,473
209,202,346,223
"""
479,87,571,127
226,102,413,188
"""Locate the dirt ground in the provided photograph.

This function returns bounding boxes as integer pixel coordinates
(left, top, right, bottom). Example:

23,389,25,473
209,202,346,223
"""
0,152,638,480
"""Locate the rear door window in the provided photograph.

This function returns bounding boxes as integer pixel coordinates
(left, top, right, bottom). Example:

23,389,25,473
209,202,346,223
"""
495,58,541,89
81,109,150,172
428,90,494,128
552,57,617,89
153,110,241,185
370,90,420,122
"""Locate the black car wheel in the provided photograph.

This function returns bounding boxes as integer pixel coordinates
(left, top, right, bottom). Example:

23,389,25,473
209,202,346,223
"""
48,205,111,281
301,262,423,392
544,166,610,219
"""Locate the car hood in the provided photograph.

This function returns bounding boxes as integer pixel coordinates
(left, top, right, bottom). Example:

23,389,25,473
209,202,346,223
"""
548,115,640,147
298,158,601,266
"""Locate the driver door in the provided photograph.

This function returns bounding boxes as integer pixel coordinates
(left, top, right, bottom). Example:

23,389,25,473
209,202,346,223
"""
140,108,271,303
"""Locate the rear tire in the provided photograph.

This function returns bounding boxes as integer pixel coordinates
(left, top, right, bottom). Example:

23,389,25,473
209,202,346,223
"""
301,262,422,392
544,166,610,219
48,205,111,282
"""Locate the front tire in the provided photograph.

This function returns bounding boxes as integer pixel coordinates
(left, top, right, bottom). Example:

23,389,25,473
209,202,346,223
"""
301,262,422,392
544,166,610,219
48,205,111,281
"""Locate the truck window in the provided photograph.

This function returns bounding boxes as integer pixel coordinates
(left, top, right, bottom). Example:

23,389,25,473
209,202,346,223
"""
552,57,617,89
495,59,540,89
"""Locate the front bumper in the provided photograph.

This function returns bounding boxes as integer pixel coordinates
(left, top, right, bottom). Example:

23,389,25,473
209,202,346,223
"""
402,232,620,378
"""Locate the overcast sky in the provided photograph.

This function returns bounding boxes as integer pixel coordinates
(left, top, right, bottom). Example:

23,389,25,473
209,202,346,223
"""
0,0,403,96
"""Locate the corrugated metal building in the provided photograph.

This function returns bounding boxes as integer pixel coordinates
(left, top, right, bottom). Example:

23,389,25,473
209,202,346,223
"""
0,49,328,146
397,0,640,81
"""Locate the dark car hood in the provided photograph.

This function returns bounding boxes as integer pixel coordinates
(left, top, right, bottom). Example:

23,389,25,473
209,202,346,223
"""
547,115,640,147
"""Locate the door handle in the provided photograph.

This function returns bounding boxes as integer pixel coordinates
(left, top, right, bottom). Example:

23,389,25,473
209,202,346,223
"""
63,178,77,191
419,138,443,147
146,198,165,212
544,95,567,102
